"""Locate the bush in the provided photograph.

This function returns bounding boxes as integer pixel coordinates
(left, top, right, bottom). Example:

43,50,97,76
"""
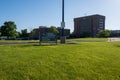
97,30,111,38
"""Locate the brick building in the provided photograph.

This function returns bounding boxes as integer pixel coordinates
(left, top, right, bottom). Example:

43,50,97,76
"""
29,26,70,39
74,14,105,37
57,27,70,37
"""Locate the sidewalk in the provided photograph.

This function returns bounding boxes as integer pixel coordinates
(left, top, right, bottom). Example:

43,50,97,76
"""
108,37,120,42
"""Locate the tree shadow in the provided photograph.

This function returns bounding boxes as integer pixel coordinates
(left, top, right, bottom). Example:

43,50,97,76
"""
116,45,120,47
33,44,58,46
18,44,58,48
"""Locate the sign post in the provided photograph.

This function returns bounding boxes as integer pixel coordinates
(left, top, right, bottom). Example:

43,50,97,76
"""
40,33,57,45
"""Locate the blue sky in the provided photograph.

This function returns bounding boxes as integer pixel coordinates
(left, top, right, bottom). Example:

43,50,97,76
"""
0,0,120,32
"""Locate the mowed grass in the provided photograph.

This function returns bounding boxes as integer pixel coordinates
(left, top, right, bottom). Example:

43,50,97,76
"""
67,38,107,43
0,39,120,80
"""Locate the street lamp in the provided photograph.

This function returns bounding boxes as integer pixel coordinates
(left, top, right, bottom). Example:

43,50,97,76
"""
60,0,66,44
61,0,65,35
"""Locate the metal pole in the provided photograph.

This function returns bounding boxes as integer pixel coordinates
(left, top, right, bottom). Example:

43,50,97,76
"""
39,27,41,45
61,0,65,36
62,0,64,22
60,0,66,44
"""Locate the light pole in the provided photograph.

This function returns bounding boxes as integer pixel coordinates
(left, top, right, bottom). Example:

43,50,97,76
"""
61,0,65,36
60,0,66,44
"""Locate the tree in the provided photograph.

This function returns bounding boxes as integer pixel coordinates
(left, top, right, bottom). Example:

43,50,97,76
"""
48,26,59,35
30,29,35,36
0,21,18,38
20,29,28,37
97,30,111,38
80,32,91,38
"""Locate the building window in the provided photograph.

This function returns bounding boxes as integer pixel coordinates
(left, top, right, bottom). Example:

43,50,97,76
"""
99,21,104,24
99,23,104,27
99,18,104,21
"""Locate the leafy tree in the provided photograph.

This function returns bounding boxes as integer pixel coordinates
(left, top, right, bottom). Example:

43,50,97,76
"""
20,29,28,37
81,32,91,38
0,32,1,36
48,26,59,35
0,21,18,38
30,29,35,36
97,30,111,38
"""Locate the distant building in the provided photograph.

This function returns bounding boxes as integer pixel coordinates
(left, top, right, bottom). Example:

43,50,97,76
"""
29,26,70,39
57,27,70,37
111,30,120,37
74,14,105,37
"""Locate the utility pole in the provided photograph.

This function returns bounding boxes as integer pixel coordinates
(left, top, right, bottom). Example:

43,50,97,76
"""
60,0,66,44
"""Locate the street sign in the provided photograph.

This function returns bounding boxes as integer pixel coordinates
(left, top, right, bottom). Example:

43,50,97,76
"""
61,22,65,28
40,33,57,45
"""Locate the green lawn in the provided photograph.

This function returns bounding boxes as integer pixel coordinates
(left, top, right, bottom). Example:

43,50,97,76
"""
67,38,107,43
0,39,120,80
